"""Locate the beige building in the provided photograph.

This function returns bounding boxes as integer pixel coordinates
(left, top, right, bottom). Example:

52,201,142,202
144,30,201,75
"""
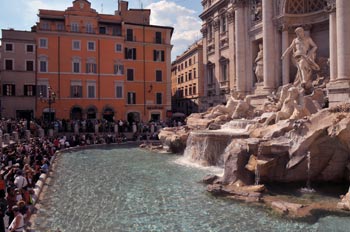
200,0,235,108
199,0,350,108
0,29,36,119
171,40,204,115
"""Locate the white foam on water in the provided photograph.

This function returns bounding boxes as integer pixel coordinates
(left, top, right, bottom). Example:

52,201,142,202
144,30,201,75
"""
173,156,224,177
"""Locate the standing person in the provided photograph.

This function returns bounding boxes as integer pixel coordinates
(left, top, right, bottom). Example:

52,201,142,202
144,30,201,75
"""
0,190,7,232
6,187,16,228
8,206,24,232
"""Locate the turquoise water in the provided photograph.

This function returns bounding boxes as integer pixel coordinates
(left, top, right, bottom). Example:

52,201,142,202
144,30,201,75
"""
32,146,350,232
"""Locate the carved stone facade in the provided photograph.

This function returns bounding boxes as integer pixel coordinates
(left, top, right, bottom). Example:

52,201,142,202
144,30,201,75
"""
198,0,350,110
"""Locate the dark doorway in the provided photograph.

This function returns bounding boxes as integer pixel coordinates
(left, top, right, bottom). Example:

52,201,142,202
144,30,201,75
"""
71,107,83,120
103,108,114,122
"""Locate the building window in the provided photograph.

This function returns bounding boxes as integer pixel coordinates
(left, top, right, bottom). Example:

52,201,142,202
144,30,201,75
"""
208,23,213,40
115,44,122,52
112,25,122,36
127,92,136,104
126,29,134,41
189,58,192,66
125,48,137,60
39,38,48,48
37,84,48,97
208,65,214,84
153,50,164,62
127,69,134,81
194,68,197,79
114,64,124,75
156,70,162,82
71,84,82,98
221,59,228,82
87,41,95,51
24,85,36,96
41,22,50,30
26,44,34,53
221,15,227,33
189,85,192,95
5,43,14,52
4,59,14,70
188,71,192,80
57,23,64,31
193,84,197,95
155,31,162,44
87,84,96,98
3,84,15,96
39,59,48,73
26,60,34,71
72,57,81,73
71,23,79,32
115,84,123,99
156,92,162,105
86,23,94,33
99,26,107,34
72,40,81,50
86,59,97,74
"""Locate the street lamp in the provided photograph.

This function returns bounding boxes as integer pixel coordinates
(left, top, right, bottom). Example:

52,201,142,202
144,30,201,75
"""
40,86,56,128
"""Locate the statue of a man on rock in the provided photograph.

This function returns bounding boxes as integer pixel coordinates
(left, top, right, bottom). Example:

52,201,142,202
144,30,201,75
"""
281,27,320,92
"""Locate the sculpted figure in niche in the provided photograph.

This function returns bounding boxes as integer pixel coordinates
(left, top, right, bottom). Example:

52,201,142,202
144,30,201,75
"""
254,43,264,83
281,27,320,92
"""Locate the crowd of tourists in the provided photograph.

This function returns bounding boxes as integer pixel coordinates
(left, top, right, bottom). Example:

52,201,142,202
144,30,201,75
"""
0,116,187,231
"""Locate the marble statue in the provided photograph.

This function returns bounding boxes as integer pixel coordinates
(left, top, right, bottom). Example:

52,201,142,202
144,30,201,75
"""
203,92,242,119
264,87,300,125
254,43,264,83
281,27,320,91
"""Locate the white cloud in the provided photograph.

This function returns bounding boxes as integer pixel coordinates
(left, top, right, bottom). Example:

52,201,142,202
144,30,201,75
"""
146,0,202,60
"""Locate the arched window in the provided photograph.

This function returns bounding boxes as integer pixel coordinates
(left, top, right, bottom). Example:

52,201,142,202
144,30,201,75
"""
285,0,326,14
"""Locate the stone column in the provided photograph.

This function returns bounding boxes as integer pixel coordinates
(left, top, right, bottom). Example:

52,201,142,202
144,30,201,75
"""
235,5,247,93
213,18,221,98
281,27,290,85
262,0,275,91
336,0,350,80
227,9,236,91
329,10,337,81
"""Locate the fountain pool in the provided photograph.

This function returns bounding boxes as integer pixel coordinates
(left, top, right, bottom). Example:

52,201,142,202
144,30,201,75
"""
31,145,350,231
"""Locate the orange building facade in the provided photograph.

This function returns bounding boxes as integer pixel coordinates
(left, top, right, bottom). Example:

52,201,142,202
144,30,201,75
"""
36,0,173,123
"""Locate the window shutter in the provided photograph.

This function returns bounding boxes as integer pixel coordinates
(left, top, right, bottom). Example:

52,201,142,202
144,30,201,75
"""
133,48,137,60
12,85,16,96
161,51,165,61
120,65,124,74
153,50,156,61
33,85,37,96
125,48,128,59
24,85,28,96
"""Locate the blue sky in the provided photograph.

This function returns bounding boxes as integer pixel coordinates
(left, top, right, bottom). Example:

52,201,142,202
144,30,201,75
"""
0,0,202,60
